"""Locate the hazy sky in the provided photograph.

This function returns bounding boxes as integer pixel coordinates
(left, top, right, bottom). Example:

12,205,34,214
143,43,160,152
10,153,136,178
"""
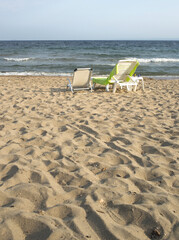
0,0,179,40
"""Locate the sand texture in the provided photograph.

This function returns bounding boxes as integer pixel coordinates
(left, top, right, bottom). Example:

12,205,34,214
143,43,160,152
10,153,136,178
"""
0,76,179,240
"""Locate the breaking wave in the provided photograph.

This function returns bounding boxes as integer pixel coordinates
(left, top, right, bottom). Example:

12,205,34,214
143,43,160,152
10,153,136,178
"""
4,58,32,62
126,58,179,63
0,71,72,76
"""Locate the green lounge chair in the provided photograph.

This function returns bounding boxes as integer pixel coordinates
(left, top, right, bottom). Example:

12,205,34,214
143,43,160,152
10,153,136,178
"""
92,60,144,93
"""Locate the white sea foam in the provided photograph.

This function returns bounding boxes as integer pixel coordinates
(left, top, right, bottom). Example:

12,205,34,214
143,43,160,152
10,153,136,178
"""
0,72,179,79
126,58,179,63
0,71,72,76
4,57,32,62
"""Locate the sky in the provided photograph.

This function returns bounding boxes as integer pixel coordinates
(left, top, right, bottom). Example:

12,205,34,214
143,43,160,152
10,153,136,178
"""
0,0,179,40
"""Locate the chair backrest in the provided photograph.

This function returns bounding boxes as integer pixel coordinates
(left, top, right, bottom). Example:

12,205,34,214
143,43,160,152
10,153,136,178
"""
72,68,92,89
108,60,139,82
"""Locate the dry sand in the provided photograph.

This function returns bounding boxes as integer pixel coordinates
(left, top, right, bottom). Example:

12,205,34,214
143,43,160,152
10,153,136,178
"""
0,76,178,240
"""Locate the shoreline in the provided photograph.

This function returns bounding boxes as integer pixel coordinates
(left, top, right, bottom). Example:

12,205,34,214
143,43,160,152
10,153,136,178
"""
1,73,179,80
0,76,178,240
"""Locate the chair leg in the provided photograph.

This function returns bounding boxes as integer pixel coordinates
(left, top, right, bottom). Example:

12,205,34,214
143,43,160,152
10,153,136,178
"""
127,85,133,91
89,82,93,92
142,79,145,91
69,85,74,93
106,84,110,92
134,84,137,91
113,83,117,93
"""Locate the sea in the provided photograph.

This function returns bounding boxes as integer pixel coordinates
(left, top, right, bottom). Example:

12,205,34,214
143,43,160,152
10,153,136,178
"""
0,40,179,78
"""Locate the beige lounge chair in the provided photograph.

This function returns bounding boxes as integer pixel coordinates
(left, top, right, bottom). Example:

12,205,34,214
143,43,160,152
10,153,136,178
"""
67,68,93,93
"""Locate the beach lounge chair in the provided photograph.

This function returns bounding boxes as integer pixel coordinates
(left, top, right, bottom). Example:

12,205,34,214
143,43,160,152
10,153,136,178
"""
92,60,144,93
67,68,93,93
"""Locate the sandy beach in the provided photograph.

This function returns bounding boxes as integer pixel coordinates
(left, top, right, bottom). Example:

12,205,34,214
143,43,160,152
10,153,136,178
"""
0,76,178,240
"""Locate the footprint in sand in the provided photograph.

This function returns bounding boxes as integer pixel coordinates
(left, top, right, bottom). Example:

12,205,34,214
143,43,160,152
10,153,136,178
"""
107,202,164,240
142,145,163,155
1,165,19,182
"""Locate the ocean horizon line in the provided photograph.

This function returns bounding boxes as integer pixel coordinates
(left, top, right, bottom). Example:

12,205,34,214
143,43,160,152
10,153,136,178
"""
0,39,179,42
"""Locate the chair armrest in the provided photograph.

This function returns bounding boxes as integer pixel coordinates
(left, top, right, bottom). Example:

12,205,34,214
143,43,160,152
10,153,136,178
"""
109,75,123,83
127,75,145,91
127,75,139,83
